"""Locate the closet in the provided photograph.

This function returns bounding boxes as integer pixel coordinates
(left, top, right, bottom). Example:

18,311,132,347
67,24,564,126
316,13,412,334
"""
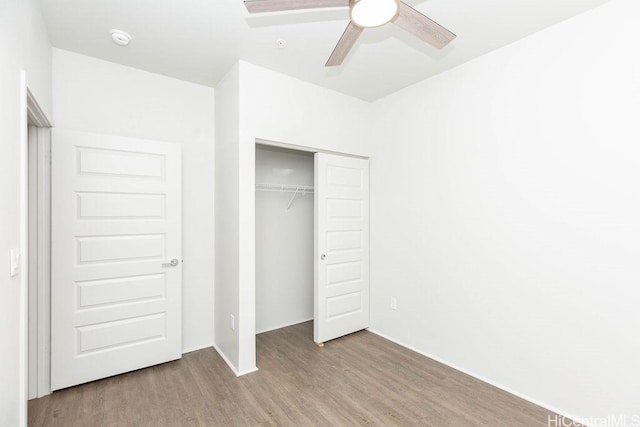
255,143,371,347
255,146,314,334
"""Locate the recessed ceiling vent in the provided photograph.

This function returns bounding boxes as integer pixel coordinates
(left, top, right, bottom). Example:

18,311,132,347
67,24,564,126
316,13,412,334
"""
110,29,131,47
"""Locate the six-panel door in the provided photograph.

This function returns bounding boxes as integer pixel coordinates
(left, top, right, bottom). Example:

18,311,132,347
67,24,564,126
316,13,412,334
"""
51,129,182,390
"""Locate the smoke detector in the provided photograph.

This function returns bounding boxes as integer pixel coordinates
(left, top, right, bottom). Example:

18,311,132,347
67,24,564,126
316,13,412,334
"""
110,30,131,46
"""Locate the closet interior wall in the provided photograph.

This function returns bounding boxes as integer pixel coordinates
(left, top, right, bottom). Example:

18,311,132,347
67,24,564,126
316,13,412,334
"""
255,146,314,334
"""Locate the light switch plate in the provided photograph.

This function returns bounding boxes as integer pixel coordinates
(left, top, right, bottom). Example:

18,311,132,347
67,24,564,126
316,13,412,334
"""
10,249,20,277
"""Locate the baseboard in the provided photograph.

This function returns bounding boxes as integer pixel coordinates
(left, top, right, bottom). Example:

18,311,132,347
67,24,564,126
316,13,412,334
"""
211,342,259,377
256,317,313,334
182,342,214,355
367,328,585,426
237,366,259,376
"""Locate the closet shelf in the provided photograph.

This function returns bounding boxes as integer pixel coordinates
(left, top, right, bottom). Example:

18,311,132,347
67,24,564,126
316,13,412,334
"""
256,183,314,211
255,183,314,194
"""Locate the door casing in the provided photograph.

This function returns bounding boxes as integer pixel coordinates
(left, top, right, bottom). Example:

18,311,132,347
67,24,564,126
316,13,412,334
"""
21,76,54,426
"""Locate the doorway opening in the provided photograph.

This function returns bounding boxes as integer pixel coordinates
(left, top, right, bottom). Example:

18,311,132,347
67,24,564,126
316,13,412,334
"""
255,145,315,340
27,121,52,401
253,140,371,369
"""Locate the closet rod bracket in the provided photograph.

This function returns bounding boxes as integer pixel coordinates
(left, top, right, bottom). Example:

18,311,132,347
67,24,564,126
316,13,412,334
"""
286,187,300,211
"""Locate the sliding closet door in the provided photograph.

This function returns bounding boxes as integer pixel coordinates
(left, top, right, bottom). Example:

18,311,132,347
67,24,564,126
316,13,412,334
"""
314,153,369,344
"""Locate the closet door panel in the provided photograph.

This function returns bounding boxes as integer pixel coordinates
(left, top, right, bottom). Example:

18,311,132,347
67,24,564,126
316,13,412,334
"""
315,153,369,344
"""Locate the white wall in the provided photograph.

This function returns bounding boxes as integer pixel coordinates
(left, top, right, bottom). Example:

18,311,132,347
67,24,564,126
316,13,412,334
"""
212,60,371,374
237,62,371,373
255,147,314,334
52,49,216,353
0,0,51,424
214,63,241,371
369,0,640,421
239,62,372,156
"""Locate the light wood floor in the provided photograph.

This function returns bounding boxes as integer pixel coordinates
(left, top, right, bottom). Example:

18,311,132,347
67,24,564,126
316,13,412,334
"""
29,322,559,426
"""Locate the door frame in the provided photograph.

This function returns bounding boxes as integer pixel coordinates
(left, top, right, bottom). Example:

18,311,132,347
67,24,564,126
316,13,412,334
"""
27,123,52,400
251,138,369,364
20,72,53,425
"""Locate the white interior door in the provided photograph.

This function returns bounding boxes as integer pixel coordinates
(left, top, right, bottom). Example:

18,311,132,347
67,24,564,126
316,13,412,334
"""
51,129,182,390
314,152,369,344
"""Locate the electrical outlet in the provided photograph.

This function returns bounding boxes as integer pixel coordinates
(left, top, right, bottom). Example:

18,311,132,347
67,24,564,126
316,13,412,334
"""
390,297,397,310
230,314,235,331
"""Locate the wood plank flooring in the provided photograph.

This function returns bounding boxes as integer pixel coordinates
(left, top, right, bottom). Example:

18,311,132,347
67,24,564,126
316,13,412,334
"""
29,321,561,426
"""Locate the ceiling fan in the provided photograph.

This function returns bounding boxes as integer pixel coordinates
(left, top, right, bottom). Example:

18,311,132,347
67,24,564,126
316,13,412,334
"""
244,0,456,67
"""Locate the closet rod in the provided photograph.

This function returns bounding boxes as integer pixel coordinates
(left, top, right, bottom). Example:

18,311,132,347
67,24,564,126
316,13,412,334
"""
255,183,314,194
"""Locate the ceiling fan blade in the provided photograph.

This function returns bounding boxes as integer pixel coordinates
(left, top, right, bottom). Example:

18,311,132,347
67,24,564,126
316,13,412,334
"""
325,22,363,67
392,2,456,49
244,0,349,14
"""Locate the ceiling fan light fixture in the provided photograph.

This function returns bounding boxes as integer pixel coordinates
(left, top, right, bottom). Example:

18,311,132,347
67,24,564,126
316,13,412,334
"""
350,0,399,28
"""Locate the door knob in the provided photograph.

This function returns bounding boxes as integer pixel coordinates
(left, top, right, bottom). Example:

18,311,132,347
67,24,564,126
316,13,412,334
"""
321,254,326,260
162,258,180,267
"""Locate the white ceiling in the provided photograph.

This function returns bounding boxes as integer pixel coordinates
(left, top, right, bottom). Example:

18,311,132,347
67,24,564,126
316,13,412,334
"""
40,0,611,101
